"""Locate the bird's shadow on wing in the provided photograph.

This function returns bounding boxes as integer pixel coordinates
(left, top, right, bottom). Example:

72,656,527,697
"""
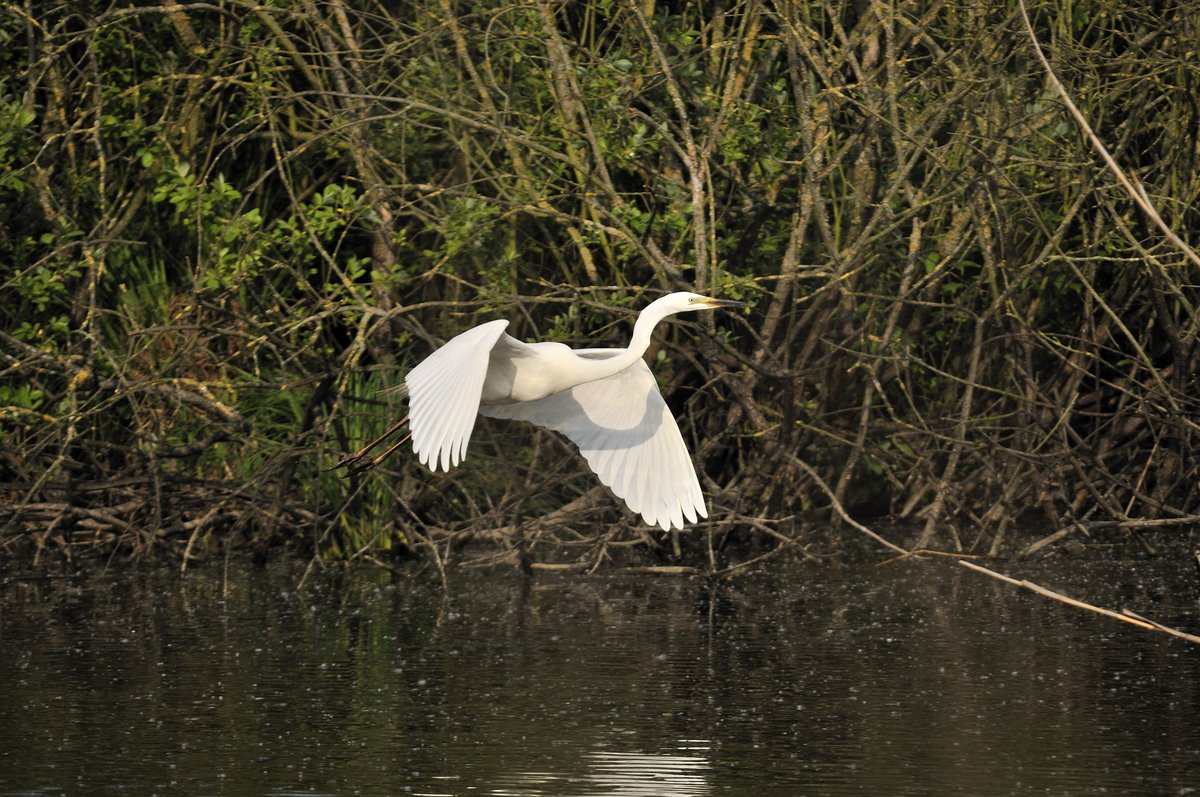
482,378,667,451
556,384,665,450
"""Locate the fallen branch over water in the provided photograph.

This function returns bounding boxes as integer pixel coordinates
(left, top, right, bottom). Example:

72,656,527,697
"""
1020,516,1200,559
958,560,1200,646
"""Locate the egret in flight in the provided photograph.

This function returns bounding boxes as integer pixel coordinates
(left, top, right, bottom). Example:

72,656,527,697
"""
337,292,744,530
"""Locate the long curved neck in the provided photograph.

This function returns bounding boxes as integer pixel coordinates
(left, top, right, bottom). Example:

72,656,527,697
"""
515,296,688,400
602,297,679,374
500,298,692,403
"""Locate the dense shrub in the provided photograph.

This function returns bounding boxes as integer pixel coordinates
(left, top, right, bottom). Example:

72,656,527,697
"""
2,1,1198,567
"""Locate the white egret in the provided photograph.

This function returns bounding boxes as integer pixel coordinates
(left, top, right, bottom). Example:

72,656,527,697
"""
337,292,744,530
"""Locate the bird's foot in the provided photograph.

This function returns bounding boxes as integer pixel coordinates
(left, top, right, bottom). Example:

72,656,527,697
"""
328,451,369,472
344,455,383,475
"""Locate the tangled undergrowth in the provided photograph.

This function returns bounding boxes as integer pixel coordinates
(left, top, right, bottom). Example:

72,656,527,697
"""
2,0,1198,570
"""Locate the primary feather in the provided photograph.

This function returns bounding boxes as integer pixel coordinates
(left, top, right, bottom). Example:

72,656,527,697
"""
405,319,509,472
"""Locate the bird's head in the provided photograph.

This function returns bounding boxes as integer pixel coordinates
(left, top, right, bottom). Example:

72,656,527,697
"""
657,291,747,315
630,291,747,339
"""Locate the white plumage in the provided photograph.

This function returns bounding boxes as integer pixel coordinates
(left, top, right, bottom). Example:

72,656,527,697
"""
478,356,705,531
341,292,742,530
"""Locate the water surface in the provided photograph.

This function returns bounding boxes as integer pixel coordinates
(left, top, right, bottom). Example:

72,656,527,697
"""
1,556,1197,795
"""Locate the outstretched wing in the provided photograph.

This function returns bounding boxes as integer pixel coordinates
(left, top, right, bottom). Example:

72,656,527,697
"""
480,359,706,530
405,319,511,472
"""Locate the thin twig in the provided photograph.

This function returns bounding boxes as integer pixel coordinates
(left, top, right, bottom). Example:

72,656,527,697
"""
787,454,909,556
959,559,1200,645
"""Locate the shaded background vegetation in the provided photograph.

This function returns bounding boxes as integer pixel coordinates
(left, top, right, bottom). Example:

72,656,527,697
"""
2,0,1198,569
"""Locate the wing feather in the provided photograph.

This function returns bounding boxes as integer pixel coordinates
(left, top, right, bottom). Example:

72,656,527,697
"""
480,360,706,530
405,320,510,472
416,351,469,469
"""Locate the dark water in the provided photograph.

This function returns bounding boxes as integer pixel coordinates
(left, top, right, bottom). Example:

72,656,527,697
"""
1,555,1198,796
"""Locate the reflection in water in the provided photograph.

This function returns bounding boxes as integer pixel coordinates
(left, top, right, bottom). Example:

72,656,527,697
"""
0,557,1198,796
586,750,710,796
494,748,711,797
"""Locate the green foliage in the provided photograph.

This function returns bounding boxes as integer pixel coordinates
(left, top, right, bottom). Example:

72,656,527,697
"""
2,0,1199,564
0,101,36,192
